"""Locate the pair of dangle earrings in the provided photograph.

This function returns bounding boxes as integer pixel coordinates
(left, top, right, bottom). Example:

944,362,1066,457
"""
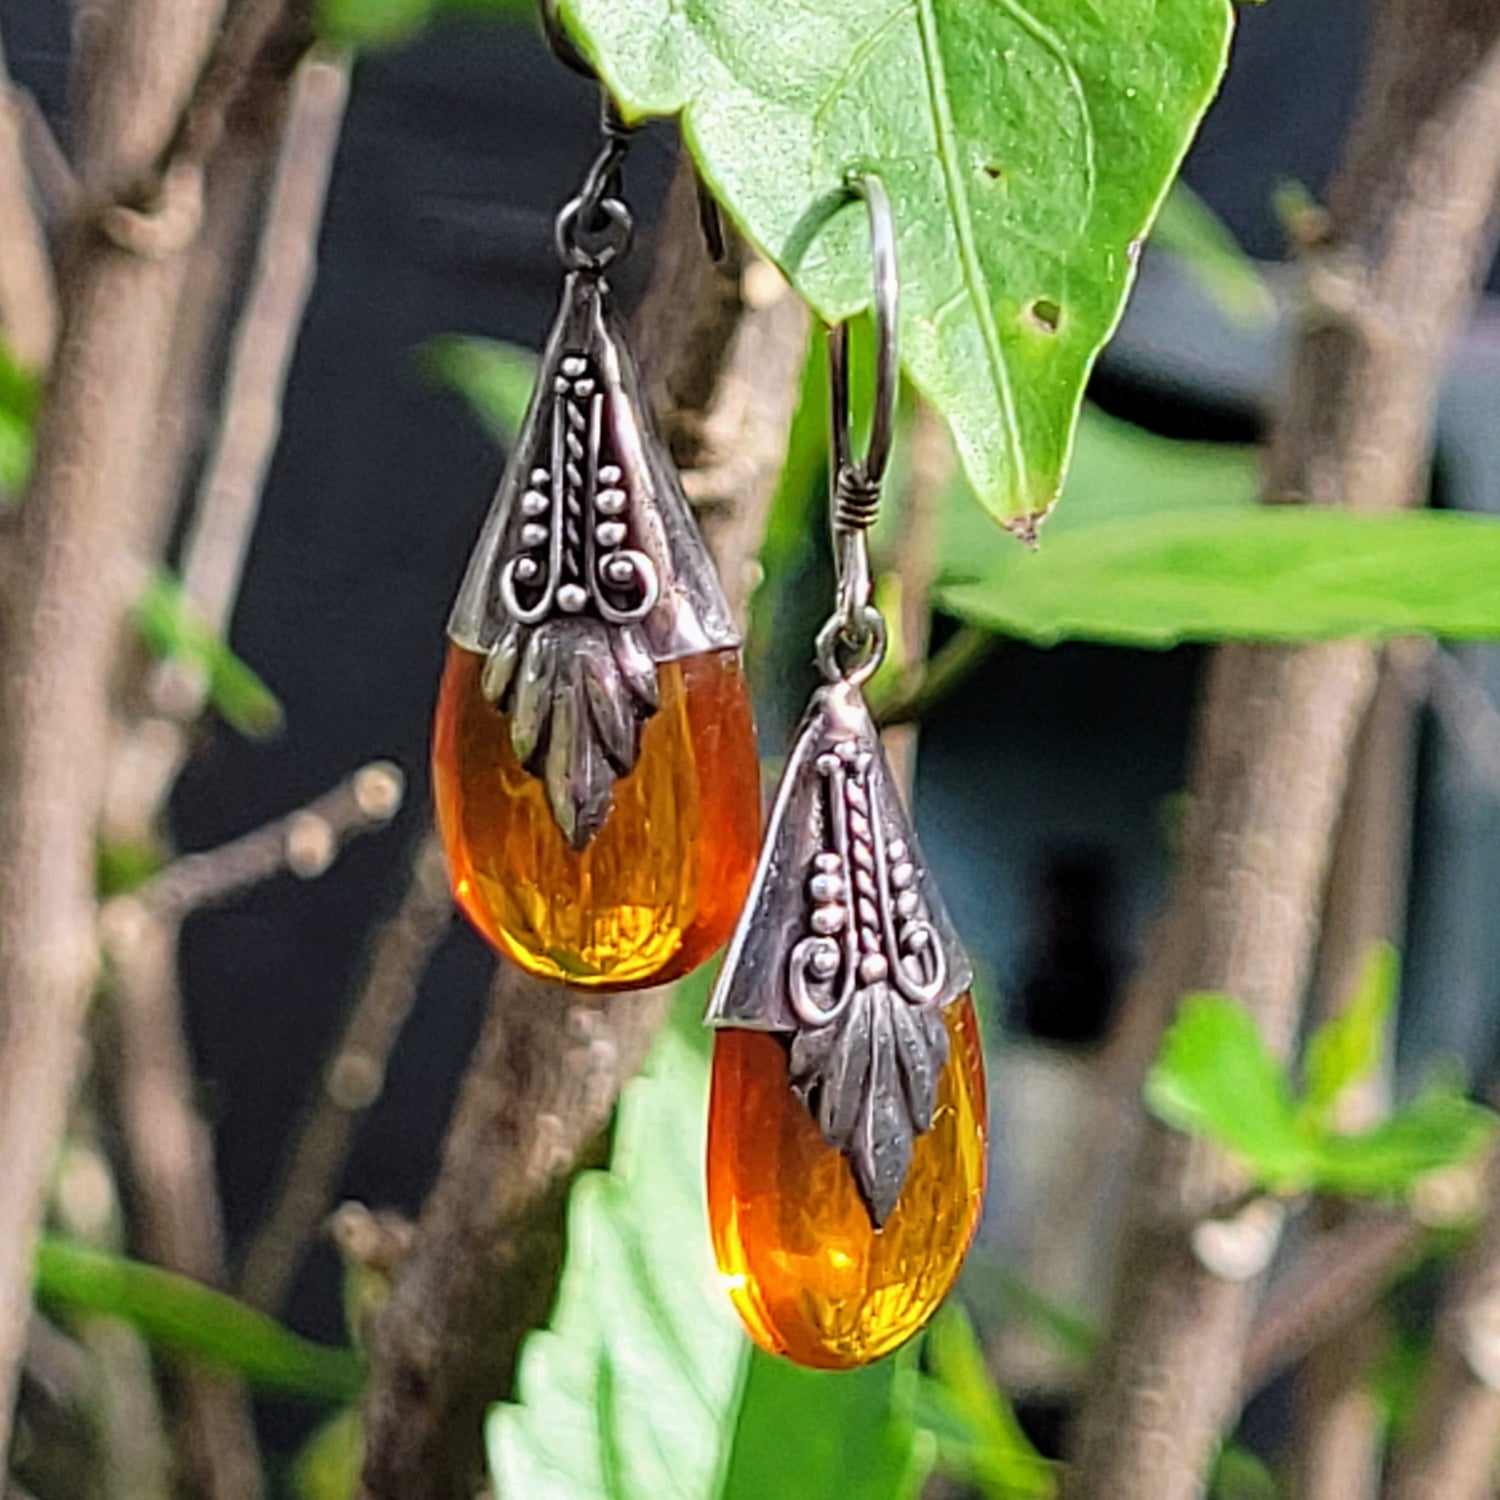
432,83,986,1368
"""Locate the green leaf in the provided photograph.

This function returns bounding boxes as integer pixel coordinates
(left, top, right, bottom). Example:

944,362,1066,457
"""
1210,1445,1280,1500
488,1026,749,1500
1302,943,1398,1125
917,1303,1053,1500
33,1236,364,1401
317,0,530,46
721,1349,934,1500
133,572,283,738
489,1009,930,1500
0,338,40,499
938,507,1500,648
293,1409,363,1500
1144,994,1314,1190
421,336,538,449
1310,1088,1496,1197
1152,182,1273,325
560,0,1234,528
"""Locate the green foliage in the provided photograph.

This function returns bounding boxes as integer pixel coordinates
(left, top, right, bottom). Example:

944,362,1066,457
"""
721,1350,933,1500
0,339,40,499
133,572,283,738
1145,983,1497,1198
421,336,537,449
489,992,941,1500
96,838,168,898
293,1409,363,1500
33,1236,364,1401
1301,943,1398,1125
317,0,530,47
932,408,1500,647
914,1304,1053,1500
1152,182,1273,325
1210,1445,1280,1500
560,0,1234,529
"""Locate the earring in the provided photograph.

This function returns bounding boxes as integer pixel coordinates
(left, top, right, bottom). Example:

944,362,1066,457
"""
432,85,760,990
704,176,987,1369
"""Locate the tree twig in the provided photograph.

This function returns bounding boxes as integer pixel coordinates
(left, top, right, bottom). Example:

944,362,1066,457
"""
1242,1208,1426,1393
236,830,453,1315
1062,7,1500,1498
124,761,404,921
0,35,56,371
356,158,807,1500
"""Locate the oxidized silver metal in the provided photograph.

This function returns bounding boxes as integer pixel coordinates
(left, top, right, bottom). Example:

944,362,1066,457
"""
705,680,972,1226
447,264,738,849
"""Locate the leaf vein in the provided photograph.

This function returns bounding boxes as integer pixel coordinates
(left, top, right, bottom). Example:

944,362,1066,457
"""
912,0,1025,491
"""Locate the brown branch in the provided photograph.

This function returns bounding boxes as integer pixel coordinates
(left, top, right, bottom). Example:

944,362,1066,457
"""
1291,660,1417,1500
128,761,403,920
1062,7,1500,1499
356,159,808,1500
236,830,453,1315
1242,1209,1426,1394
0,0,260,1456
1383,1135,1500,1500
0,36,56,372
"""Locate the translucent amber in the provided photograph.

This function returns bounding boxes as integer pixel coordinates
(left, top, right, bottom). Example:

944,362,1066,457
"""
432,643,759,988
707,995,987,1368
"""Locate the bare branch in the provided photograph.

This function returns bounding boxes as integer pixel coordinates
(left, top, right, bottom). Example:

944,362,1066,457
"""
125,761,403,921
357,160,808,1500
1383,1138,1500,1500
1063,7,1500,1498
100,910,264,1500
98,0,310,259
1243,1209,1426,1392
236,831,453,1315
0,37,56,370
0,0,265,1452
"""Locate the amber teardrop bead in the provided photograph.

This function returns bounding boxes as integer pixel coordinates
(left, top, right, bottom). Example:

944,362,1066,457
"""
432,642,760,989
707,995,987,1368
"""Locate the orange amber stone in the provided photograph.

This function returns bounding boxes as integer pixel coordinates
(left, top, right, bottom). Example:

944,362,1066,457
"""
707,995,987,1368
432,642,759,989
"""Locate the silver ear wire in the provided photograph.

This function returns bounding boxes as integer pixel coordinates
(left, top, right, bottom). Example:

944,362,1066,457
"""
819,173,900,687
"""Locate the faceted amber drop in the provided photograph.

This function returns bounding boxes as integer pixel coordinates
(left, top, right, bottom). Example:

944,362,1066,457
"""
432,642,760,989
707,995,987,1368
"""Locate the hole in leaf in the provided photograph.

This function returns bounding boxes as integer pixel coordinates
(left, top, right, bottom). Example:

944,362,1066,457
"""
1027,298,1062,334
982,162,1005,182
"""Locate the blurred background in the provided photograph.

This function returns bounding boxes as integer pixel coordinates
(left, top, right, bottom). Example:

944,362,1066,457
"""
5,0,1500,1486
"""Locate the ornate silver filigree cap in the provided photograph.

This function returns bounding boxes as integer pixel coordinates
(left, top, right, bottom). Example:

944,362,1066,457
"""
445,122,738,849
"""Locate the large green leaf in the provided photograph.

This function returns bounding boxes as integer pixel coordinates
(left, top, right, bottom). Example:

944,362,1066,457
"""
721,1350,933,1500
1311,1090,1495,1197
560,0,1234,530
489,986,932,1500
34,1237,363,1401
939,507,1500,648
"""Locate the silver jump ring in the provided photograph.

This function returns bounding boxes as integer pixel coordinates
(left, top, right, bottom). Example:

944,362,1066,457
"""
816,606,887,687
556,195,633,272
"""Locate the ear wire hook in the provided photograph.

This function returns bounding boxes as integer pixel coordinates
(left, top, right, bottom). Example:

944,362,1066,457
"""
818,172,900,686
